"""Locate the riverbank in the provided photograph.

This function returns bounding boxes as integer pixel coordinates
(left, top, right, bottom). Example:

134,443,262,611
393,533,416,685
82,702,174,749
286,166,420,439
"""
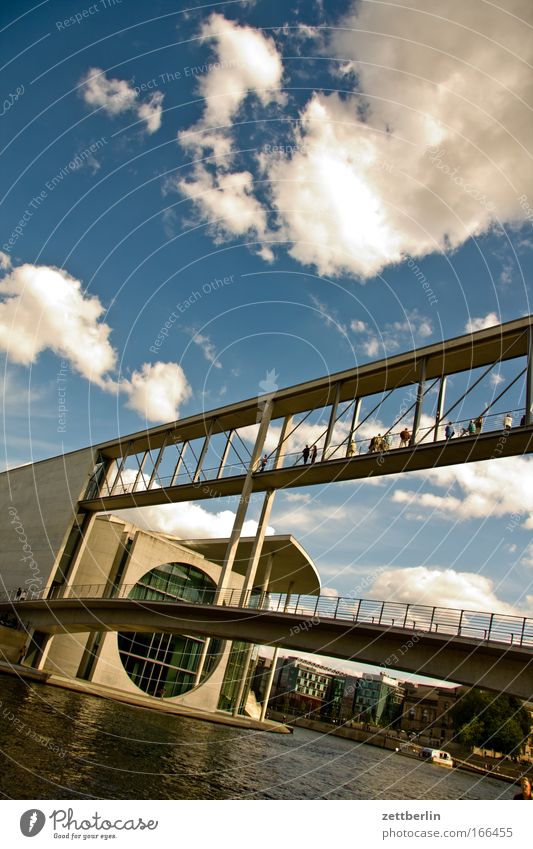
267,711,527,786
0,661,290,734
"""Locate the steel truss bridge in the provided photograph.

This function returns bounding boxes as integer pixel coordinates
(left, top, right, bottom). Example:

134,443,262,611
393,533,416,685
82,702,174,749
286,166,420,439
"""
81,315,533,513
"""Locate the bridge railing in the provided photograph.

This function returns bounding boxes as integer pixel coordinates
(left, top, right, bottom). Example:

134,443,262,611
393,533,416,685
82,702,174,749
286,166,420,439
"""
2,584,532,649
97,407,527,496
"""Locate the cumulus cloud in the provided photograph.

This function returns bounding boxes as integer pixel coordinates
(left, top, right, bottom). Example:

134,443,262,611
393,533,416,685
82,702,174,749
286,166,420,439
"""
178,12,285,152
117,470,274,538
0,252,11,272
137,91,164,134
0,261,192,423
173,14,285,245
465,312,500,333
0,262,116,385
80,67,164,134
393,456,533,528
175,3,533,278
370,565,524,615
178,164,268,240
121,362,192,423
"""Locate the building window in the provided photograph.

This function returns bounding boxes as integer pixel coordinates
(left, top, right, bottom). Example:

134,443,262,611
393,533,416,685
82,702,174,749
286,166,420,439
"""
118,562,223,698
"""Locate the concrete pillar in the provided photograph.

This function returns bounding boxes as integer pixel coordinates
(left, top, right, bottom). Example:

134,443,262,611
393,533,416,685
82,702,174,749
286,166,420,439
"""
232,643,255,717
194,637,211,687
193,421,214,482
274,414,293,468
526,326,533,426
217,430,234,478
434,376,447,441
410,358,427,445
347,398,361,456
260,647,280,722
239,494,276,605
322,383,341,460
216,399,273,600
232,555,275,716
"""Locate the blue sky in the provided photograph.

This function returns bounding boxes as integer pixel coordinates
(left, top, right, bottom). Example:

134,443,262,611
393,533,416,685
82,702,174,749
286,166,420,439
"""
2,0,533,671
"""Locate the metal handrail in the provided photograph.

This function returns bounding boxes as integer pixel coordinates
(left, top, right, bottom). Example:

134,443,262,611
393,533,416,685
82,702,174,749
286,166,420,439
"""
97,407,528,494
3,584,532,649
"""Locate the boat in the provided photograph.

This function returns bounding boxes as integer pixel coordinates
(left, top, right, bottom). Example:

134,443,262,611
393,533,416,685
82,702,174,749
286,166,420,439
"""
419,747,454,768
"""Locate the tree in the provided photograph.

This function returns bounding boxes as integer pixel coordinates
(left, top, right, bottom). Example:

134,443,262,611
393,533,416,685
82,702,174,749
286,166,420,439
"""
451,689,530,755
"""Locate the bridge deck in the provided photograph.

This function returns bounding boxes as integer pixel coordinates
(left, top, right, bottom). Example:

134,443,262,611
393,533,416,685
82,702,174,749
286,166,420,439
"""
79,427,533,510
4,589,533,698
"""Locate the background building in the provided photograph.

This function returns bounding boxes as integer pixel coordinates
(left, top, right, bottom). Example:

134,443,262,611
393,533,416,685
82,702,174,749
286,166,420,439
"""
399,682,459,744
352,672,404,727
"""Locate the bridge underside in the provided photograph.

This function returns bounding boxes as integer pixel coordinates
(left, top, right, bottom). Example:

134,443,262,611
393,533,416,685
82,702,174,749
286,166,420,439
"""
11,599,533,700
80,426,533,511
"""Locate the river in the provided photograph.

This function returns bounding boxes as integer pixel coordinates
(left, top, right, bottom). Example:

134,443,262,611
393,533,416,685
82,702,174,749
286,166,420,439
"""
0,676,516,800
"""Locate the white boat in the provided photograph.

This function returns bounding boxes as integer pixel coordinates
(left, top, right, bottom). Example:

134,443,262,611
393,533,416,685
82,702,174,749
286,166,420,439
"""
419,747,454,768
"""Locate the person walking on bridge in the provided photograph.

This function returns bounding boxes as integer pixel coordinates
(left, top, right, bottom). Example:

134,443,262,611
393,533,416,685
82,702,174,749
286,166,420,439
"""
400,428,411,447
445,422,455,440
302,444,310,464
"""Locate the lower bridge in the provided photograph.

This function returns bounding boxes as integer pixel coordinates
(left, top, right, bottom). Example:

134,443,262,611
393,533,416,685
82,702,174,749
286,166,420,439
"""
3,589,533,700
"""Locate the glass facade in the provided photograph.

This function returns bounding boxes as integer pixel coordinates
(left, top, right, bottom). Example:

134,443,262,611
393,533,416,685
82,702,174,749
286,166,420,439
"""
117,562,222,698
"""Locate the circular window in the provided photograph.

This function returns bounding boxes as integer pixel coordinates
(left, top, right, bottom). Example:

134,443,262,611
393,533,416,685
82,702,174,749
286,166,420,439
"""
117,562,223,698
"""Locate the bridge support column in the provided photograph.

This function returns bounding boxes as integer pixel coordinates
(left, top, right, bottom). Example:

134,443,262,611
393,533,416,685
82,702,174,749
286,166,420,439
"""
322,383,341,461
260,646,279,722
411,357,427,445
232,553,274,716
434,376,447,441
240,497,275,605
216,400,273,601
526,326,533,426
347,398,361,455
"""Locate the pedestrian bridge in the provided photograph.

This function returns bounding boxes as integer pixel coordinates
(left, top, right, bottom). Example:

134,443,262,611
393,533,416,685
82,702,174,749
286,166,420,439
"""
4,587,533,700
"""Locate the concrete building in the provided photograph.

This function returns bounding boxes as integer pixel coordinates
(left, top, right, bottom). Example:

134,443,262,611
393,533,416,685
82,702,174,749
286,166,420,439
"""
0,445,320,720
399,682,459,744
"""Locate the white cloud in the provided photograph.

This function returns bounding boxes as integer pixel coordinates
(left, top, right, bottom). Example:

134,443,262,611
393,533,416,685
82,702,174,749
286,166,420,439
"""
173,14,285,246
0,260,193,423
117,470,274,539
121,362,192,423
350,319,367,333
137,91,164,134
80,67,164,134
176,4,533,279
0,252,12,272
393,456,533,528
191,331,222,369
178,12,285,152
370,566,525,615
178,164,268,240
355,309,434,359
0,262,116,385
465,312,500,333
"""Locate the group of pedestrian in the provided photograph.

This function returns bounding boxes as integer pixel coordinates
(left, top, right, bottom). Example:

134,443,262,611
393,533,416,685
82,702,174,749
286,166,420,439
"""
301,444,318,464
368,433,392,453
14,587,27,601
285,408,522,466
